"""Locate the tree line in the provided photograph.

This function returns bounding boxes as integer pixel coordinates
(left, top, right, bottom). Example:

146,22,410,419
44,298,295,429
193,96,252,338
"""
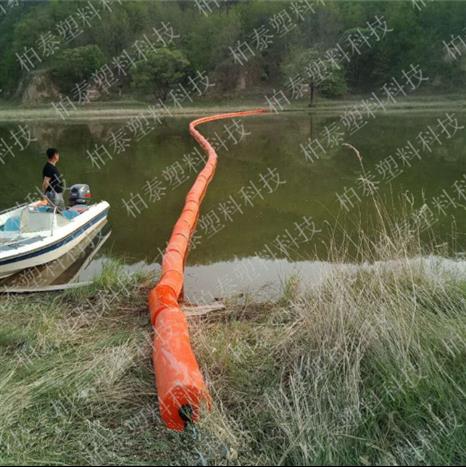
0,0,465,103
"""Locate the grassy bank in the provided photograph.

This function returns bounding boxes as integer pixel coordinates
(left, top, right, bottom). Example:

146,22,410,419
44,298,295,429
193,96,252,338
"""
0,94,465,122
1,233,465,465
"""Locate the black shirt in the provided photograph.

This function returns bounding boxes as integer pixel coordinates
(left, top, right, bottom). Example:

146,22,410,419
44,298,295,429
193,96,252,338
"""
43,162,64,194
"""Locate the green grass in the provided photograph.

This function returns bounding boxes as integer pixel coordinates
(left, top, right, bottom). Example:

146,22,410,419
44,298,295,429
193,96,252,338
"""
0,237,465,465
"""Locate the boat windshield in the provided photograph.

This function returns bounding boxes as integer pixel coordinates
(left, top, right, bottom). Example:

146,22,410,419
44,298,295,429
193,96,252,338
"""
20,207,56,234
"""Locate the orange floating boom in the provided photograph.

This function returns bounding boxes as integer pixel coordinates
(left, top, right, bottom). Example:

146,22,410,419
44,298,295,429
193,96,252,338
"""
149,109,268,431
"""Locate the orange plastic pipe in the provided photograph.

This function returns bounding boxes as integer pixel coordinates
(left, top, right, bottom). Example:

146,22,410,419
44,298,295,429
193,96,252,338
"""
149,109,268,431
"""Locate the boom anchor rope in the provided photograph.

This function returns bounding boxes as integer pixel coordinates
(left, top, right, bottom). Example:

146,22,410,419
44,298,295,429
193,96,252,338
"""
149,109,268,431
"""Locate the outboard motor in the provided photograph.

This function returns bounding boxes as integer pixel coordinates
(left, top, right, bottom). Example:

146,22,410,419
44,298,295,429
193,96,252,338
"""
69,184,92,207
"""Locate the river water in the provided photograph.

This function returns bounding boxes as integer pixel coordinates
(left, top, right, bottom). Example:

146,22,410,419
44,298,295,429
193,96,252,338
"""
1,112,465,299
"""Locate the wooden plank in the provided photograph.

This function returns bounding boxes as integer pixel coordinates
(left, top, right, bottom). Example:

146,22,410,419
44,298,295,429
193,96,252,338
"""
183,302,226,317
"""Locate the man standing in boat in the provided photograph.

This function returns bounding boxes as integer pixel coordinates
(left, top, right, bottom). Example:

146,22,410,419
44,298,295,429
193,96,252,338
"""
42,148,65,209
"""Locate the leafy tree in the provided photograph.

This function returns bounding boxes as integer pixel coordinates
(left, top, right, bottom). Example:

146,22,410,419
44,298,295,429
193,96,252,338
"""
185,10,242,72
2,0,466,100
130,48,190,100
318,64,348,98
51,45,106,94
282,48,347,106
87,4,137,57
442,46,466,89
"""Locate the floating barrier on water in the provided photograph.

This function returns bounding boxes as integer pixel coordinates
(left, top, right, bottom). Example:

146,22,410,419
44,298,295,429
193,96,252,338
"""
148,109,268,431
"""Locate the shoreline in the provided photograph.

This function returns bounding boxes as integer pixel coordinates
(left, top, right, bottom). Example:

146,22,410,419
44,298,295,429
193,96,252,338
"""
0,95,464,122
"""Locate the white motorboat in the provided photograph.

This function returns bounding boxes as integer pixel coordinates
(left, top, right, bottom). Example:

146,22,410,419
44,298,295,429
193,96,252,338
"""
0,184,110,279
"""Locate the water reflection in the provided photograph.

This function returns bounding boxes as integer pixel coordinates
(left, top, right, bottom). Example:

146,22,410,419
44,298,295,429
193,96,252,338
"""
0,113,465,295
0,222,110,291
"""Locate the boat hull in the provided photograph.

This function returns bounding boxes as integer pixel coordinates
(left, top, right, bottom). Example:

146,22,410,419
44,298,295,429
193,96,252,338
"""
0,203,109,280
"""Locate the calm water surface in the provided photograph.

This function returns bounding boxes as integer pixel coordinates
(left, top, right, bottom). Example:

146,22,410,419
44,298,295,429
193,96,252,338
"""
1,113,465,298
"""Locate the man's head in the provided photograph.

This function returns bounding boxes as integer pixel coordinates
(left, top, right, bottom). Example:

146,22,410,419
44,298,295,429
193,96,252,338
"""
46,148,59,164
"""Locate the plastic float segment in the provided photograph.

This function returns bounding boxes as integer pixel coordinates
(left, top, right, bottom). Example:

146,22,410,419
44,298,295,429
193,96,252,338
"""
148,109,268,431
